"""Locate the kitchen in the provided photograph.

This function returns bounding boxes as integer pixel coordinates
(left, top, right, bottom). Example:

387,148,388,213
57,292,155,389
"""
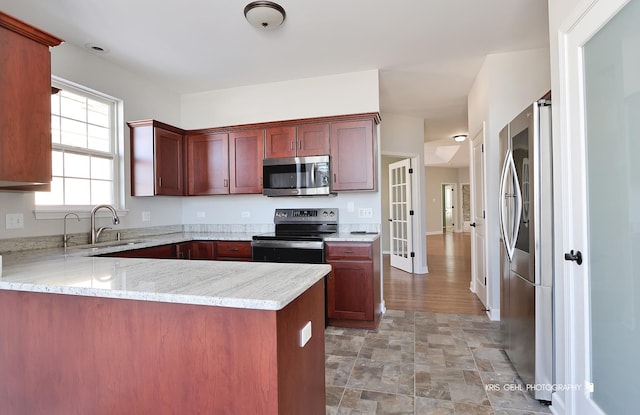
1,1,638,414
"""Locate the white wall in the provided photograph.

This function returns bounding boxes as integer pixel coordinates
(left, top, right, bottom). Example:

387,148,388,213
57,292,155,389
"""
180,70,380,128
179,70,382,228
379,113,427,274
0,43,183,240
467,47,551,318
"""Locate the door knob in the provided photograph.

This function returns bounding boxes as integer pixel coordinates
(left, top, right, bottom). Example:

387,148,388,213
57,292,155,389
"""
470,222,476,227
564,250,583,265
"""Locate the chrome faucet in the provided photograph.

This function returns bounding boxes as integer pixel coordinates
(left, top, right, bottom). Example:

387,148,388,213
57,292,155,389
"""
63,212,80,249
90,205,120,244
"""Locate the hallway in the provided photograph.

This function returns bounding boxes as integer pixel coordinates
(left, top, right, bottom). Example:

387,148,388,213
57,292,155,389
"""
384,233,486,315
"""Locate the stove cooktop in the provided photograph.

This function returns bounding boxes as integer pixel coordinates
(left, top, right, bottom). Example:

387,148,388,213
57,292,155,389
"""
252,232,336,242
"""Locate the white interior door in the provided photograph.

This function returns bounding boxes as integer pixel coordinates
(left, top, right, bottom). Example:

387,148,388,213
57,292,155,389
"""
561,0,639,413
388,158,414,273
470,124,487,307
442,184,455,233
461,183,471,232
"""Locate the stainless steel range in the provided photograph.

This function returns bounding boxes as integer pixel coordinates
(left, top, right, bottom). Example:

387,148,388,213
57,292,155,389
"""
251,208,338,263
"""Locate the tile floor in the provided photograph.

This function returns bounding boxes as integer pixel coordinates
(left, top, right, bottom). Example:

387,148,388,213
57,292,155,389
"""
325,310,552,415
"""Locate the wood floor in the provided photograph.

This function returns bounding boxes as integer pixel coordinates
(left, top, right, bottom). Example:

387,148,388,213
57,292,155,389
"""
383,232,486,315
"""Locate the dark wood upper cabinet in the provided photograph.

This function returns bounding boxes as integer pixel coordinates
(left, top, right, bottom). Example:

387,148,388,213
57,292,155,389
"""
186,133,229,195
229,128,264,194
155,128,184,195
0,12,62,189
297,122,330,157
128,120,185,196
265,126,297,158
265,123,330,158
128,113,379,196
330,119,376,191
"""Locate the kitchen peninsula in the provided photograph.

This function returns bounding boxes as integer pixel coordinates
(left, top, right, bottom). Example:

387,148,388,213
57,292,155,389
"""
0,251,330,414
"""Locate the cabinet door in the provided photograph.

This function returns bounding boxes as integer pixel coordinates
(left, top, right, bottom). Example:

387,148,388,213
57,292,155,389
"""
175,242,193,260
265,126,296,158
186,133,229,195
154,128,184,195
229,129,264,194
297,123,330,157
191,241,214,260
0,22,57,187
330,120,375,191
327,261,373,321
101,244,177,259
214,241,252,261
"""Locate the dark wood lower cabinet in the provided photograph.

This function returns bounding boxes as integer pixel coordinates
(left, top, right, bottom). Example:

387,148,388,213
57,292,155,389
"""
0,280,326,415
214,240,252,261
326,239,382,329
191,241,215,260
101,241,232,261
101,243,177,259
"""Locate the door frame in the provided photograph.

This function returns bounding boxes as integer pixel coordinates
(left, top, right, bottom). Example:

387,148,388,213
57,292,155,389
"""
555,0,631,413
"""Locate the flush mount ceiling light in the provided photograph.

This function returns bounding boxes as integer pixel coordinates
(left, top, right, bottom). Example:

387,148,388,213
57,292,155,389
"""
453,134,467,142
244,1,286,29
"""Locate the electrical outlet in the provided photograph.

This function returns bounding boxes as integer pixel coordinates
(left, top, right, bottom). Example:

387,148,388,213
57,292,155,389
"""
358,208,373,218
197,211,206,218
5,213,24,229
142,211,151,222
241,211,250,218
299,321,312,348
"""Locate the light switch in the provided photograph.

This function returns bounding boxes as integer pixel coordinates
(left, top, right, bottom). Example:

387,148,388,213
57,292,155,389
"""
299,321,312,347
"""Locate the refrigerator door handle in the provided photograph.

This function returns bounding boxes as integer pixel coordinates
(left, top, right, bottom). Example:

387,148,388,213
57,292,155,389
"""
510,152,523,255
500,152,520,261
499,154,511,258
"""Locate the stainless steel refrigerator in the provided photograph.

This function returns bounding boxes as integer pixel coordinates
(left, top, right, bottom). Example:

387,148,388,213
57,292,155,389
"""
499,99,553,403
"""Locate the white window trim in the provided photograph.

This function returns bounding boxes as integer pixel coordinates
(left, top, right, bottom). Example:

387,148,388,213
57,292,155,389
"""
34,76,127,220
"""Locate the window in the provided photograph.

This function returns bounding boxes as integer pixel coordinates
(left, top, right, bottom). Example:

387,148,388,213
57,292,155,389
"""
36,79,122,210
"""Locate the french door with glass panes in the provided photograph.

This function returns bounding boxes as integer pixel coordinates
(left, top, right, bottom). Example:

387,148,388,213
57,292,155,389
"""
388,159,413,273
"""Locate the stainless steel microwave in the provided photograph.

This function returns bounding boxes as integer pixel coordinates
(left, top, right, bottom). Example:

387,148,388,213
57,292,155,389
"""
262,155,334,196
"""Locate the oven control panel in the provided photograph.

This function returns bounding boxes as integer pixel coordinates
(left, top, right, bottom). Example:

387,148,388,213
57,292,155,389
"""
274,208,338,224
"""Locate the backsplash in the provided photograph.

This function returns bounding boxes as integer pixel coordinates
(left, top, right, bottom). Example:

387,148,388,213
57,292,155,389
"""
0,222,380,254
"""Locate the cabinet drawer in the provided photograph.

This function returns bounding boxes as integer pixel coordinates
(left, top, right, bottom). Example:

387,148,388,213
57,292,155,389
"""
214,241,252,259
325,242,372,260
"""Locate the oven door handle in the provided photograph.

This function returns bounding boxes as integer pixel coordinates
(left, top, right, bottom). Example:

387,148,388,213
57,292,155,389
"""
251,240,325,250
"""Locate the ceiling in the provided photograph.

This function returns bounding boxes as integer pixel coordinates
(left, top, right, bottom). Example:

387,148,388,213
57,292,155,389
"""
1,0,549,167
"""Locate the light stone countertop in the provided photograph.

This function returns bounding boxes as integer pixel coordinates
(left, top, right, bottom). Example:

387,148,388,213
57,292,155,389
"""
0,255,331,311
0,230,377,311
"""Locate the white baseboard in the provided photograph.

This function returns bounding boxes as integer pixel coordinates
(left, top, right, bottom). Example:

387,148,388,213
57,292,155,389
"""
426,231,443,235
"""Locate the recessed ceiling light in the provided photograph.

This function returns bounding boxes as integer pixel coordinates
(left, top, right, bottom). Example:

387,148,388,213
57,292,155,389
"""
453,134,467,142
85,43,109,54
